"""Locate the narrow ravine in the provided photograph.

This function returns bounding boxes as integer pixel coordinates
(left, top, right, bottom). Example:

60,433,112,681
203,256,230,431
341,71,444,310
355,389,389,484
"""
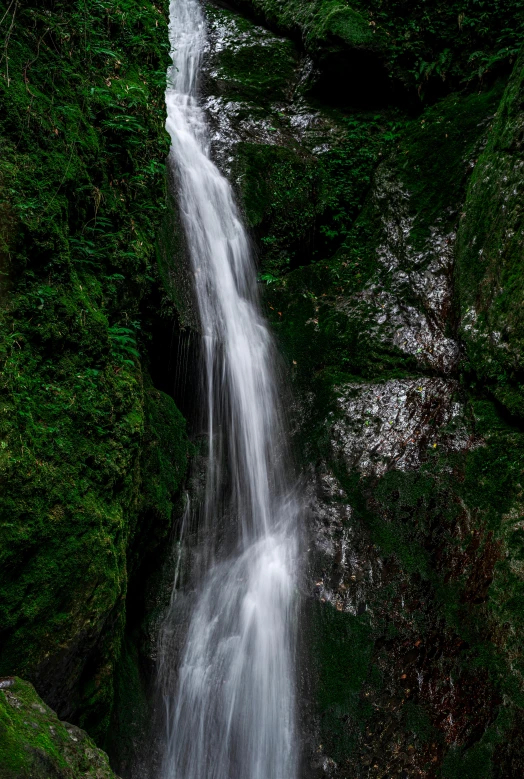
156,0,301,777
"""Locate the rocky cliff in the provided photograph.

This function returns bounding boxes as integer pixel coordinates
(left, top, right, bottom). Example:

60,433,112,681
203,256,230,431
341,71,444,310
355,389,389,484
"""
199,2,524,777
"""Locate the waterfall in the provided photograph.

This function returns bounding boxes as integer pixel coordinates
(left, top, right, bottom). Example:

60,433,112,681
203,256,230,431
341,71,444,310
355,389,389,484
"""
157,0,300,777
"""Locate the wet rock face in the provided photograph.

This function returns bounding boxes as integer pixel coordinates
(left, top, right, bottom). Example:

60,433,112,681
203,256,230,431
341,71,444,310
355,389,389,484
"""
196,4,524,775
305,364,497,778
334,168,459,376
198,9,524,775
202,3,343,166
308,465,380,617
289,71,524,779
307,448,503,778
332,378,476,478
201,2,348,278
367,172,459,373
202,4,300,169
0,677,120,779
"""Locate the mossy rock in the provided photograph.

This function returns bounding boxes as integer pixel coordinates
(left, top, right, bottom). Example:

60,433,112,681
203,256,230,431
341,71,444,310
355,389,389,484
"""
230,0,382,53
0,0,189,741
0,677,119,779
206,4,298,106
313,3,378,50
456,52,524,417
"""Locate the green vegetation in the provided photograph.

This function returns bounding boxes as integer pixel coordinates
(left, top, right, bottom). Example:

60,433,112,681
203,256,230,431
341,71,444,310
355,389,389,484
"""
234,143,325,275
231,0,378,53
0,0,189,747
358,0,524,86
311,604,374,762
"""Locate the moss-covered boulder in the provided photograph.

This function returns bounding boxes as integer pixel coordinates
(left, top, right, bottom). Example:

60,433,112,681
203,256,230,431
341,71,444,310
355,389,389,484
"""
227,0,390,106
206,4,299,107
0,677,119,779
231,0,379,53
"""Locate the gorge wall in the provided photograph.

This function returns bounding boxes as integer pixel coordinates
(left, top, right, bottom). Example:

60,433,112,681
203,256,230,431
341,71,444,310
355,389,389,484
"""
0,1,190,773
2,0,524,778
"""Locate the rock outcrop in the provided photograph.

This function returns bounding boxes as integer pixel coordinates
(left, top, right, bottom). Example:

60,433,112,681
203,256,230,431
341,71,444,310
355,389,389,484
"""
0,677,119,779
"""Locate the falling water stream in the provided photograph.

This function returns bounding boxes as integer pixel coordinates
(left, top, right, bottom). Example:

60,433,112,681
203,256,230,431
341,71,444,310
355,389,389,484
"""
157,0,300,777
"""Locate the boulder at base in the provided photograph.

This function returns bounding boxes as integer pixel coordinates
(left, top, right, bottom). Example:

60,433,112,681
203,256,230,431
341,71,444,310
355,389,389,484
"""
0,677,119,779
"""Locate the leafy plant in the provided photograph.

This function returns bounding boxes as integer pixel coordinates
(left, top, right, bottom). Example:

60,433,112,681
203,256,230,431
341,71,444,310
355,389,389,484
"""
108,325,140,364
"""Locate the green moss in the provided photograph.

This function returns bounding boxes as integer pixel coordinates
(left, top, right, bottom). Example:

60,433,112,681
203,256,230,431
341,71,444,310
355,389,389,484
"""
234,143,326,275
231,0,524,90
232,69,520,776
398,84,505,247
140,387,190,530
456,53,524,417
253,86,503,424
0,677,118,779
206,5,298,105
0,0,189,742
402,701,436,744
441,708,511,779
311,604,374,762
230,0,380,52
104,636,149,773
318,4,376,49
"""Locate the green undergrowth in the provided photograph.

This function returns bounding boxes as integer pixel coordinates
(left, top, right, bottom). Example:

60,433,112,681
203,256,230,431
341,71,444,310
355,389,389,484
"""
0,0,189,744
354,0,524,91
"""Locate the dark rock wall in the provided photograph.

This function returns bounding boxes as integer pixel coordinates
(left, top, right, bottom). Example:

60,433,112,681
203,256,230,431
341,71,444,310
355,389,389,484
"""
456,53,524,417
200,2,524,777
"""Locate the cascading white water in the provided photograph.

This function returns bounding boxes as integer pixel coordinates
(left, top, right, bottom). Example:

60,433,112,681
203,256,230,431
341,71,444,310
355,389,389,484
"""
157,1,300,778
